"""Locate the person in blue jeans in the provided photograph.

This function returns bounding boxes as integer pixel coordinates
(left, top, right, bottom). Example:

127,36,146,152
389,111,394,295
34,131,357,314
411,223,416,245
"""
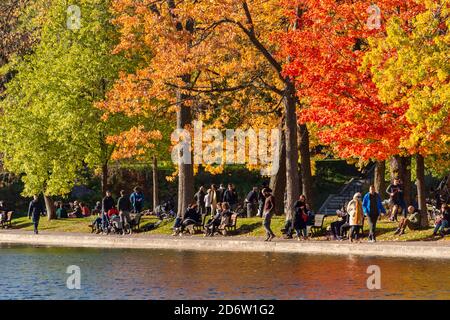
433,204,449,237
28,195,45,234
130,186,144,213
101,190,115,233
362,185,386,242
262,188,276,241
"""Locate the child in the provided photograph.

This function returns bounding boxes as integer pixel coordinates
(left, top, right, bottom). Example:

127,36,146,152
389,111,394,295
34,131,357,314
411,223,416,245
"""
107,207,120,219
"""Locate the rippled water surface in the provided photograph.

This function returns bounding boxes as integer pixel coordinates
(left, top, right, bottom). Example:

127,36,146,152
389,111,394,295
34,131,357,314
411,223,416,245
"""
1,244,449,300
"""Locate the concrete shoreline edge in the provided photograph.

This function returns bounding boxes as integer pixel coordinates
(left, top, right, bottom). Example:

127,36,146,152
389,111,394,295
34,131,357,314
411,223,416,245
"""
0,231,449,259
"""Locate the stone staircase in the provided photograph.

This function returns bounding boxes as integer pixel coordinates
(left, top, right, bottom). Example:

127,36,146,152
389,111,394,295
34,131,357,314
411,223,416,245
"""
318,165,376,215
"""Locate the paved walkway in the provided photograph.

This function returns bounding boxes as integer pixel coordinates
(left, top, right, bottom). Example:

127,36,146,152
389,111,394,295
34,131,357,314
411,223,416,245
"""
1,229,450,259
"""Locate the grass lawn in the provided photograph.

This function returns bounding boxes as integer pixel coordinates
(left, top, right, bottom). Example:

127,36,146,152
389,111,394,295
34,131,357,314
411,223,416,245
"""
7,213,449,242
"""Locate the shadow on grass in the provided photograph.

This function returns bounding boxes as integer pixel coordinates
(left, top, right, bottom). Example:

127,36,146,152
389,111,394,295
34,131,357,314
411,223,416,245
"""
236,222,262,235
11,221,33,229
140,218,174,233
403,228,445,242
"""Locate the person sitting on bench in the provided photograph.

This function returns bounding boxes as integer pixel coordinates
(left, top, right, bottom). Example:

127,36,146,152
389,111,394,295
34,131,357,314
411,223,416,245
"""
205,203,224,237
218,202,233,232
180,204,201,234
172,203,200,236
330,206,348,240
0,201,13,225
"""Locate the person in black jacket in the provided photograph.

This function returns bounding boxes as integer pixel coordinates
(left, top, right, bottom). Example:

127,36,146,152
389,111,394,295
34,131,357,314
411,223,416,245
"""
216,184,226,202
181,204,201,233
194,186,207,215
28,195,45,234
223,184,238,210
245,187,259,217
101,191,115,233
386,178,405,221
293,195,309,240
257,182,269,217
117,190,131,229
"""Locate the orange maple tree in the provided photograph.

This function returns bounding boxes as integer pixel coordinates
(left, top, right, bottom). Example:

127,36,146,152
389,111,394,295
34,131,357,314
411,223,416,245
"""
279,0,424,161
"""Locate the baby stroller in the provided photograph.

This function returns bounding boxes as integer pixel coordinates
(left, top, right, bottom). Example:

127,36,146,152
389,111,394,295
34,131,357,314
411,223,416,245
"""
109,215,132,235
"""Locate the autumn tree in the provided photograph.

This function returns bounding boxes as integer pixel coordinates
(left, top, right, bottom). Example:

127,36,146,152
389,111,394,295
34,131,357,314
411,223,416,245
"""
280,0,426,198
0,0,145,218
105,0,319,219
363,0,449,225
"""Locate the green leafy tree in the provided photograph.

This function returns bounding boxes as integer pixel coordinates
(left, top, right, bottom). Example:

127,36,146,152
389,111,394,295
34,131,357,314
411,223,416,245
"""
0,0,148,218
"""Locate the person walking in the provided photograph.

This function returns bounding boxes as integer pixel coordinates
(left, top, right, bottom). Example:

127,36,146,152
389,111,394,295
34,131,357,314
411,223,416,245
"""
28,195,44,234
102,190,115,233
262,188,276,241
117,190,132,230
362,185,386,242
347,193,364,242
245,187,259,217
130,187,144,213
194,186,207,215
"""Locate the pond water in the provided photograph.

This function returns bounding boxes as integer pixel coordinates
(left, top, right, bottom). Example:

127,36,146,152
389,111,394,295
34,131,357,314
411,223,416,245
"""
0,244,449,300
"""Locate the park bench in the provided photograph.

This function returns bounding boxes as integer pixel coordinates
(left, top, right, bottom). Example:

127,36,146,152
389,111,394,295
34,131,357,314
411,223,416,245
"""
307,214,327,237
193,214,208,233
218,213,238,236
0,211,13,229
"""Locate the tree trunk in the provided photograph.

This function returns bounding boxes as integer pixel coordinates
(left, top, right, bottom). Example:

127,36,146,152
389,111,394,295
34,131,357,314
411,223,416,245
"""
401,156,412,207
389,156,400,182
374,160,386,195
176,86,194,218
44,195,56,221
270,128,286,216
298,124,313,209
389,155,412,206
416,154,428,227
283,80,300,221
101,163,108,195
152,156,159,210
